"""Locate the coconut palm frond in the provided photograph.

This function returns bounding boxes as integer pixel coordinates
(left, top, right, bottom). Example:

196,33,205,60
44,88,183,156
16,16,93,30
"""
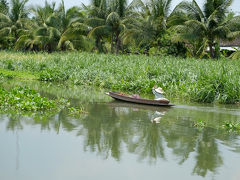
88,25,109,38
171,0,237,58
230,48,240,60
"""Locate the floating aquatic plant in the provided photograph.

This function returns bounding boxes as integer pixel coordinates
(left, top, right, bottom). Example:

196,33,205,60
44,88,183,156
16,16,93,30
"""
0,51,240,104
0,86,56,111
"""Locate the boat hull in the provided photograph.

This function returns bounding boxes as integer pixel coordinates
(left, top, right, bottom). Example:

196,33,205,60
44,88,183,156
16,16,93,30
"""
106,92,174,107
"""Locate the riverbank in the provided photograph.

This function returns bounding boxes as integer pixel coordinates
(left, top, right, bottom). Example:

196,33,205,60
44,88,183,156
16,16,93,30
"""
0,51,239,104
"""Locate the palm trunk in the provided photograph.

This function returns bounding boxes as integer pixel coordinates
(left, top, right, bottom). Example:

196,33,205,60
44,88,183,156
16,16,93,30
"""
116,31,120,54
111,32,114,54
96,38,102,53
13,30,18,44
209,41,215,58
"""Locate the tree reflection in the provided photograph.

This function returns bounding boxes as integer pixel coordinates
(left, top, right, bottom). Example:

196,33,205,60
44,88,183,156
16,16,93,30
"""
1,102,240,178
6,113,23,131
160,119,198,165
192,128,223,177
128,123,166,164
79,104,122,160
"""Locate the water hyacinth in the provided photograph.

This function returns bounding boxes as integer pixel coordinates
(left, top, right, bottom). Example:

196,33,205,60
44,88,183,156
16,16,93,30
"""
0,51,240,104
0,86,56,111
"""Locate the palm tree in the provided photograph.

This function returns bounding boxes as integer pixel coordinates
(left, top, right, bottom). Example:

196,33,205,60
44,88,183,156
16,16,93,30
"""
228,15,240,59
82,0,109,53
172,0,237,58
105,11,126,54
57,3,91,51
51,1,91,51
122,0,173,51
15,1,59,51
143,0,173,36
87,0,135,54
14,19,40,50
0,0,9,15
0,0,29,49
16,0,91,51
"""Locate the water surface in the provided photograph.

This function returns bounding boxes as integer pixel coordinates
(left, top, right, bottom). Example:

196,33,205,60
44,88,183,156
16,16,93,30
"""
0,81,240,180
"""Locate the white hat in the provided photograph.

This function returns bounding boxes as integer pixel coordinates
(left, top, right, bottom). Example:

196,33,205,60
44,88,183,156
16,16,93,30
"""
155,87,165,94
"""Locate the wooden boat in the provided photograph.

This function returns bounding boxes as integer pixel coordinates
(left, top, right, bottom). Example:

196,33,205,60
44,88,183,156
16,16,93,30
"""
107,101,171,112
106,92,174,107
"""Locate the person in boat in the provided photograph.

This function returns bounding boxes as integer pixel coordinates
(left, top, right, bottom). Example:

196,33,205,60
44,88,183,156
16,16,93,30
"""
152,86,169,102
132,94,140,99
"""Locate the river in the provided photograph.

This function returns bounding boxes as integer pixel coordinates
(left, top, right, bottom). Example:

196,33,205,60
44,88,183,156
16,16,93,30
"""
0,81,240,180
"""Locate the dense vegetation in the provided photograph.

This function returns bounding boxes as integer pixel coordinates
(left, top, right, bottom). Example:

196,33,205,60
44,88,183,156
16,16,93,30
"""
0,0,240,105
0,51,240,104
0,84,88,115
0,0,239,58
0,86,56,111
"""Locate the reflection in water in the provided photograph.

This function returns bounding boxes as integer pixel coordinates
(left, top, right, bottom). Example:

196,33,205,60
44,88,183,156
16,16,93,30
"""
1,102,240,178
0,81,240,179
192,128,223,177
107,101,169,124
16,130,20,171
106,101,170,163
151,111,166,123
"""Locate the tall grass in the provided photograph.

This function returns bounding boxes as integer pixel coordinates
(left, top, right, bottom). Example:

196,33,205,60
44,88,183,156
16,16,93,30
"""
0,51,239,104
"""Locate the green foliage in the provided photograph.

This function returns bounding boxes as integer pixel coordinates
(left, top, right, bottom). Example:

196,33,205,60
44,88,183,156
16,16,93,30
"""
0,72,15,79
68,106,88,117
0,86,56,111
39,68,69,82
171,0,239,58
0,85,77,113
123,0,175,53
0,0,239,56
6,60,15,70
0,0,9,15
223,122,240,131
0,0,29,49
149,32,187,56
194,120,206,129
0,51,240,104
0,68,37,80
230,48,240,60
193,118,240,133
13,0,91,52
87,0,132,54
